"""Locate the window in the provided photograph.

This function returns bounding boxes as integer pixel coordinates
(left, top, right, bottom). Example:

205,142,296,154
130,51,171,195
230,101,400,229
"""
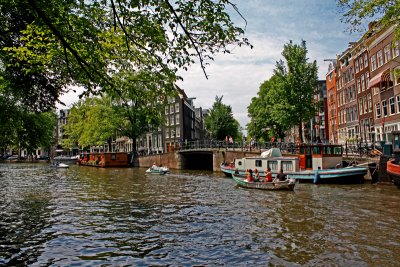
384,45,391,63
170,115,175,125
373,87,379,95
359,57,364,70
165,106,169,115
355,60,359,73
366,72,369,88
166,116,170,126
371,54,377,71
176,126,180,138
368,94,372,112
376,103,381,118
175,114,180,125
357,78,361,93
364,96,368,114
382,100,388,116
268,161,278,171
170,104,174,114
397,95,400,113
255,160,262,167
361,74,365,91
175,103,180,113
359,100,363,115
281,161,293,171
364,54,368,67
394,40,400,58
377,50,383,67
390,97,395,114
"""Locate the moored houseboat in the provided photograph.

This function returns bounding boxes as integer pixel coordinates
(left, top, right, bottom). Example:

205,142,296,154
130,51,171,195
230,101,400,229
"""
221,145,367,184
77,152,129,168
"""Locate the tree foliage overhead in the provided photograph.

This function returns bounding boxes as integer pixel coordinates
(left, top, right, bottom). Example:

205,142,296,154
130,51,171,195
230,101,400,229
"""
0,0,251,111
204,95,240,140
338,0,400,39
248,40,318,142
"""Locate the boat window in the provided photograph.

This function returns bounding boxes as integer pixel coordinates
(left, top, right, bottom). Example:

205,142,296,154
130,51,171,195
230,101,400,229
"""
238,161,242,166
111,154,116,160
313,146,321,155
255,160,262,167
333,147,342,155
323,146,332,155
281,161,293,171
268,161,278,171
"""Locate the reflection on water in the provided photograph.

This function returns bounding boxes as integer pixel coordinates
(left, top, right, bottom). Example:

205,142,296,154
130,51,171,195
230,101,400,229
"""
0,163,399,266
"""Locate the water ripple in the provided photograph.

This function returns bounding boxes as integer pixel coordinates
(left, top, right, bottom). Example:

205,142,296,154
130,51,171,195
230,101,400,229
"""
0,164,399,266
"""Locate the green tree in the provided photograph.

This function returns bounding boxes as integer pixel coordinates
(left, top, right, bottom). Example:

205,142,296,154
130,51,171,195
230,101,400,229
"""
0,0,250,111
247,75,288,142
63,96,125,151
252,40,318,143
204,95,240,141
338,0,400,39
0,96,56,157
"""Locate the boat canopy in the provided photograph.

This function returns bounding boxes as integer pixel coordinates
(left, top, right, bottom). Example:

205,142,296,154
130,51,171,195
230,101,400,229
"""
260,148,282,158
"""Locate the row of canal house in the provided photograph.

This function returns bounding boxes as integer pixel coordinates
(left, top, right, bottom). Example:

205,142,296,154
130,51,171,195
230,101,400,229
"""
56,85,206,156
132,85,205,155
326,22,400,145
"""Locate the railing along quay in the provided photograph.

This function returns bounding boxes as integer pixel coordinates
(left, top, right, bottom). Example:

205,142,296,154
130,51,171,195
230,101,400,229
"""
174,140,383,158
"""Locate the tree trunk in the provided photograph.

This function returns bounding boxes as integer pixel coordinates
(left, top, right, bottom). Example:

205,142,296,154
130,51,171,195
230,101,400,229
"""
298,119,303,143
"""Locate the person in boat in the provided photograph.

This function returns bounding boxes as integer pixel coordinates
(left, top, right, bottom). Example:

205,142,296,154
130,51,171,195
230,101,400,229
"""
265,167,273,183
254,169,260,182
151,162,158,169
274,169,287,182
246,169,254,182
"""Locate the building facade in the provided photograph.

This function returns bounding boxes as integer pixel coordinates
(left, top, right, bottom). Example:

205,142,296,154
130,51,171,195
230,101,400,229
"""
326,23,400,144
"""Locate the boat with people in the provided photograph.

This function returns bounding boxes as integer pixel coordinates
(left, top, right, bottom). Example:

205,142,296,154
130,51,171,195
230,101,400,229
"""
221,145,368,184
232,173,296,191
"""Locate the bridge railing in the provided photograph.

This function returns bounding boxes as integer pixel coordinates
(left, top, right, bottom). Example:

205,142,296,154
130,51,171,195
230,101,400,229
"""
176,140,382,158
176,140,300,154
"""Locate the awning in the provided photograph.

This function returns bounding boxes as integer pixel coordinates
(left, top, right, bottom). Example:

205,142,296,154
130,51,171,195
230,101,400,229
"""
368,69,391,88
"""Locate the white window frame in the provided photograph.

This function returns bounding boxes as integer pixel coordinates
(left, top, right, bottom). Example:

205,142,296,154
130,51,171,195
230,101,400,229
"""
371,54,377,71
382,100,388,117
389,97,395,115
384,44,391,63
376,103,381,119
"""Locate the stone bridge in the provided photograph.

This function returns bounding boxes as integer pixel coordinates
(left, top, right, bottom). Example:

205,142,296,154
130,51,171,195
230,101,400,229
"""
134,148,261,172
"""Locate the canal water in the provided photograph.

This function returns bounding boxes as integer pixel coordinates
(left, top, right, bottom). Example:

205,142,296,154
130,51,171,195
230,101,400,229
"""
0,163,399,266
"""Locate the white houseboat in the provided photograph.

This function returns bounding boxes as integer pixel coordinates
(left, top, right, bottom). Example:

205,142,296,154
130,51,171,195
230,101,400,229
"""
221,145,368,184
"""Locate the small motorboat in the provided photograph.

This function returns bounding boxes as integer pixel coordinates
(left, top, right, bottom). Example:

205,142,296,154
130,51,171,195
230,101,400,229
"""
146,166,170,175
51,162,69,168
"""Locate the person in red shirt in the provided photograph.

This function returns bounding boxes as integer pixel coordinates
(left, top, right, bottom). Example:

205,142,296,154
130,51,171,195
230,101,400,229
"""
265,167,273,182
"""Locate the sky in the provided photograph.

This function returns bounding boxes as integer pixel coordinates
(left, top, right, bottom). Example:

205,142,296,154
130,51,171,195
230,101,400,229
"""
59,0,364,131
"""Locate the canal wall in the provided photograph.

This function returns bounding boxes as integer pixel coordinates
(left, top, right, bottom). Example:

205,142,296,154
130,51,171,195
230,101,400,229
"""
135,149,261,171
135,152,182,169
